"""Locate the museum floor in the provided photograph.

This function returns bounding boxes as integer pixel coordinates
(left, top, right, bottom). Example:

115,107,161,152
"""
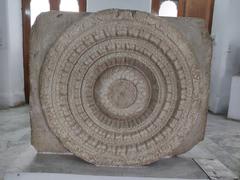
0,105,240,179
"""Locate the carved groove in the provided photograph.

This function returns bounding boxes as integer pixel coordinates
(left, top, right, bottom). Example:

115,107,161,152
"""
40,10,205,166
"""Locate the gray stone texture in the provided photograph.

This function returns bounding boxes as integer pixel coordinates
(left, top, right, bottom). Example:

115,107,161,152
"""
30,11,89,153
1,106,239,179
30,10,212,166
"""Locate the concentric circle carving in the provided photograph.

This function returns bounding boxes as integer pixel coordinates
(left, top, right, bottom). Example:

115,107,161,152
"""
40,9,204,166
94,66,151,119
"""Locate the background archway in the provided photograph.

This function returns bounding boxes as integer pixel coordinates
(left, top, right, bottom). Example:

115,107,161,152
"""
159,0,178,17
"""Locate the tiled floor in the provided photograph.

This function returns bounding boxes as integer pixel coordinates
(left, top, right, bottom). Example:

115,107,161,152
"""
181,113,240,177
0,106,239,179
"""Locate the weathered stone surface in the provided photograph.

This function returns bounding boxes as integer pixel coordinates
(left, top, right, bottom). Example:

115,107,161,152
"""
30,11,88,153
30,10,212,166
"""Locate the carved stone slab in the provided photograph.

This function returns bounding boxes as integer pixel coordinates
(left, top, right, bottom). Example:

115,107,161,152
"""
30,10,212,166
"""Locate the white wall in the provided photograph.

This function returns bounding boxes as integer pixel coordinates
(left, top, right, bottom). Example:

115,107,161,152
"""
0,0,25,108
87,0,151,13
209,0,240,114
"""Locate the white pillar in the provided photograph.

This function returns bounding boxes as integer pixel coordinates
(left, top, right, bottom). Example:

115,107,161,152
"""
228,75,240,120
87,0,151,13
